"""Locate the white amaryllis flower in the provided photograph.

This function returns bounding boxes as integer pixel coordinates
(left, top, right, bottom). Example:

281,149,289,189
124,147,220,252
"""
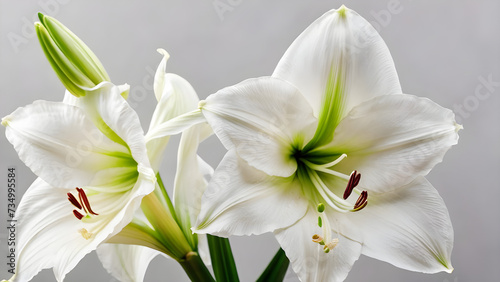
2,82,156,282
194,6,460,282
95,49,213,282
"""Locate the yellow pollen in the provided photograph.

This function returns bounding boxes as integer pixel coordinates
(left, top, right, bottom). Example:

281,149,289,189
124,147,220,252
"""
78,228,93,240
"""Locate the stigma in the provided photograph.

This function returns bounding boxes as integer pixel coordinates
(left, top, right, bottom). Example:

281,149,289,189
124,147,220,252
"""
312,203,339,253
68,187,99,220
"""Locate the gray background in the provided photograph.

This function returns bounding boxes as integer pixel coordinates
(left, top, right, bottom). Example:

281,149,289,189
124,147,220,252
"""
1,0,499,281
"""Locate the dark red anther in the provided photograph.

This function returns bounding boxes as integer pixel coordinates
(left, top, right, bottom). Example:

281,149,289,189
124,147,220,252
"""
343,171,361,200
76,187,99,215
67,192,82,210
353,191,368,211
73,210,84,220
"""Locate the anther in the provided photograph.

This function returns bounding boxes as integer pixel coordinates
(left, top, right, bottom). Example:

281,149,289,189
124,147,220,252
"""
323,238,339,253
343,170,361,200
353,191,368,211
312,234,325,245
76,187,98,215
67,192,82,210
73,210,84,220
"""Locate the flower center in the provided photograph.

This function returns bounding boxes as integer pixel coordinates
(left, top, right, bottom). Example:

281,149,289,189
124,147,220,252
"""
68,188,98,240
67,187,99,220
294,151,368,213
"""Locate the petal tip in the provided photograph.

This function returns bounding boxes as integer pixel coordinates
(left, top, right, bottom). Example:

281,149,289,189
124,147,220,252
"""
198,100,207,109
156,48,170,60
1,115,11,127
337,4,349,17
454,122,463,132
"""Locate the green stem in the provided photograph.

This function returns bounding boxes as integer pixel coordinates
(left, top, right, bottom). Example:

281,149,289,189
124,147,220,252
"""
179,252,215,282
156,172,179,224
256,248,290,282
207,235,239,282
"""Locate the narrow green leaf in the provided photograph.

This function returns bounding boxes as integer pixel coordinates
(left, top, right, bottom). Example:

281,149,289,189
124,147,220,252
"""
256,248,290,282
207,235,239,282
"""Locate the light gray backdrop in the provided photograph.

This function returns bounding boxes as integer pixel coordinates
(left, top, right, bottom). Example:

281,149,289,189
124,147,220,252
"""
1,0,499,281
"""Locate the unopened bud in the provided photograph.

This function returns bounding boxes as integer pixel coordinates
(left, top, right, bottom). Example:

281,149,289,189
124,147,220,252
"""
36,13,110,97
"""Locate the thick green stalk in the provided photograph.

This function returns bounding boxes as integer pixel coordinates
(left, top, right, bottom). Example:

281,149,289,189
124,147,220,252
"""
179,252,215,282
207,235,239,282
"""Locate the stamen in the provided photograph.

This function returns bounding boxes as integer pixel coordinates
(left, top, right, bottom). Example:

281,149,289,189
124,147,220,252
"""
323,238,339,253
352,191,368,211
318,153,347,168
307,168,352,212
312,234,325,245
343,170,361,200
301,159,351,180
67,192,82,209
76,188,99,215
73,210,84,220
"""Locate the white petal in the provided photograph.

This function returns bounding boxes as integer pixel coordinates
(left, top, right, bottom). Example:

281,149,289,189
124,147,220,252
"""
97,244,162,282
80,82,151,167
274,207,362,282
202,77,317,177
334,177,454,273
3,100,129,188
153,48,171,102
145,109,207,143
149,73,200,131
196,234,212,266
194,150,308,236
147,53,202,169
273,6,401,118
329,94,460,193
62,89,79,106
173,123,213,236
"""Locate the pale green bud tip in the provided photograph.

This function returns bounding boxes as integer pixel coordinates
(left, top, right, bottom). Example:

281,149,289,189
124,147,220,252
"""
317,203,325,213
36,13,110,97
